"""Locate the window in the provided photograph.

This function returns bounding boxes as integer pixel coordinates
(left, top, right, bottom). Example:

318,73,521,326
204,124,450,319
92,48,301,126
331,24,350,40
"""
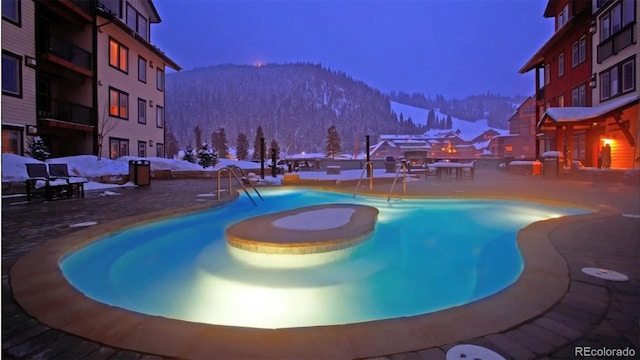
572,36,587,67
126,3,148,41
109,87,129,119
156,105,164,128
623,0,635,26
100,0,121,18
556,5,569,29
505,145,513,152
138,98,146,124
2,126,22,154
138,141,147,157
2,51,21,97
109,137,129,159
622,59,634,92
558,94,565,107
601,14,611,42
109,38,128,73
601,57,636,100
138,56,146,83
156,69,164,91
572,84,587,106
2,0,20,25
156,143,164,158
611,4,622,33
558,53,564,77
544,64,550,85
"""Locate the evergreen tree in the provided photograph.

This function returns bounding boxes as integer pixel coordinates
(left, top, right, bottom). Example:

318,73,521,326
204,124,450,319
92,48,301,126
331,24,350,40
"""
325,125,342,158
197,142,217,168
236,132,249,160
194,125,202,151
446,114,453,129
427,109,435,130
269,139,280,160
165,130,180,159
183,144,196,163
27,136,50,161
252,125,265,160
212,127,229,159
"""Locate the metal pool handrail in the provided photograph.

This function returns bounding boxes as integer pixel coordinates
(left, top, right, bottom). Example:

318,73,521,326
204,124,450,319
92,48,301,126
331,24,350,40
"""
216,166,261,206
387,163,407,203
353,161,374,198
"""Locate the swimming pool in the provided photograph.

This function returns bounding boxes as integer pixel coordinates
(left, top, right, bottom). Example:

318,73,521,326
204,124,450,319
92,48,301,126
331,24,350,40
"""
61,189,586,329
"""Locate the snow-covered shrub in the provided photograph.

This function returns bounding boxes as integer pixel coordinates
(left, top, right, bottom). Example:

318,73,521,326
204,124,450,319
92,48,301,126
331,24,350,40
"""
27,136,50,161
197,142,218,168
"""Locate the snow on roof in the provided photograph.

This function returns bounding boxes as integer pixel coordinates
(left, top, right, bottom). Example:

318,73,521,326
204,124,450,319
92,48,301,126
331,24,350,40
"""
543,94,639,124
473,140,491,150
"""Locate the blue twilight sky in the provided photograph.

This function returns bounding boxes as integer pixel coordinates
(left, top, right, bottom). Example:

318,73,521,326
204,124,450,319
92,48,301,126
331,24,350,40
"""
151,0,553,99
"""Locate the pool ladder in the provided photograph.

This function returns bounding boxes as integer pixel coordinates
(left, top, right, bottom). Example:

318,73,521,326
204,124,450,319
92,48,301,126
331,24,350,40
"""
353,161,375,198
216,165,263,206
387,163,407,203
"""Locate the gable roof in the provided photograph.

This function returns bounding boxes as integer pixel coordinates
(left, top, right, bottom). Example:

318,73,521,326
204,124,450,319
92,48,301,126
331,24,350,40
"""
539,94,639,128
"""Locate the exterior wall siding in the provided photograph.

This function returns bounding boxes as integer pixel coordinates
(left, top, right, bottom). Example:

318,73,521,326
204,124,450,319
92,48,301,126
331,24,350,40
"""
1,0,37,154
97,20,166,159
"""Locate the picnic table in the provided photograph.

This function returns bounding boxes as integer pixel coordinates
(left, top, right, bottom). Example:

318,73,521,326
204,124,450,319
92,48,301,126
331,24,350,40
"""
428,161,475,180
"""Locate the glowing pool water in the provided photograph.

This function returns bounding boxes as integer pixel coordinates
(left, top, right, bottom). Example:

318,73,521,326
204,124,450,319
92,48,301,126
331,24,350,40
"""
61,189,587,329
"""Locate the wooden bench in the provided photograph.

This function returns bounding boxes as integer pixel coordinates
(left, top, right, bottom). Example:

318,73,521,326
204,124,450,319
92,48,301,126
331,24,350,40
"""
25,163,72,201
48,163,89,198
326,166,341,175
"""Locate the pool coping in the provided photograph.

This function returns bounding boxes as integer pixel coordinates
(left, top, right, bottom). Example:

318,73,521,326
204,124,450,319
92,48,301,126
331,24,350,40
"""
10,192,608,359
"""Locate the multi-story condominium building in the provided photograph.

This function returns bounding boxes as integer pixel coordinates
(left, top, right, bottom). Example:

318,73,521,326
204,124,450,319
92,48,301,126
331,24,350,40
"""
1,0,180,159
2,0,37,156
519,0,638,169
489,96,537,159
589,0,638,169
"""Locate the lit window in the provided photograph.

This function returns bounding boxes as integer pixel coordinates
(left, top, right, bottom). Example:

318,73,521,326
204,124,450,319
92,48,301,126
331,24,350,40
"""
505,145,513,152
109,38,128,73
2,127,22,154
109,87,129,119
109,137,129,159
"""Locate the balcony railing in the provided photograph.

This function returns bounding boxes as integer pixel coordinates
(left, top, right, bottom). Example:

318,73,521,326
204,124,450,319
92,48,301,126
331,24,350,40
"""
38,97,93,126
597,25,634,63
69,0,94,15
37,33,92,71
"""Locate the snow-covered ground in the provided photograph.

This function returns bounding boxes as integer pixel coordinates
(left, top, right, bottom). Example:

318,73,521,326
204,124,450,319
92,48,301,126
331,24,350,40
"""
2,153,404,193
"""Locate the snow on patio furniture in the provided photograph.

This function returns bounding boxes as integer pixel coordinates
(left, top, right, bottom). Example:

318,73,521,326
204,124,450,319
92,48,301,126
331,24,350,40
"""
48,163,89,198
326,165,341,175
25,163,72,201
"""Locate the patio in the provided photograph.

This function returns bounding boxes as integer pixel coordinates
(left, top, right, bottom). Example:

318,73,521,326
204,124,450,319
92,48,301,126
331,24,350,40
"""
2,168,638,359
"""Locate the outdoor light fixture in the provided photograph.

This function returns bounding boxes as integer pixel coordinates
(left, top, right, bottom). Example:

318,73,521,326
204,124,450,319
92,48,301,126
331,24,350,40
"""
149,140,154,147
589,74,597,88
25,56,36,68
26,125,37,135
589,21,596,34
149,101,154,107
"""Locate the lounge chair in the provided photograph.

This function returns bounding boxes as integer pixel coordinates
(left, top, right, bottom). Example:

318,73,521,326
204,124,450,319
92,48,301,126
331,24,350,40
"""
48,163,89,198
25,163,71,201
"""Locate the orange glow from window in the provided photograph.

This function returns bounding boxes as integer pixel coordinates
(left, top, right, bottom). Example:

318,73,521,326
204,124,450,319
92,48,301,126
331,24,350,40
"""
505,145,513,152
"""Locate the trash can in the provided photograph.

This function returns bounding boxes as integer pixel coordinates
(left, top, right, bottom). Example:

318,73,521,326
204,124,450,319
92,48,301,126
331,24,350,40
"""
129,160,151,186
385,156,396,173
543,156,559,178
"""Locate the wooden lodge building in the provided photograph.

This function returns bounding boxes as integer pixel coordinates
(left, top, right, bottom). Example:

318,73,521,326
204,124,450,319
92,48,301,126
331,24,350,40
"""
519,0,639,169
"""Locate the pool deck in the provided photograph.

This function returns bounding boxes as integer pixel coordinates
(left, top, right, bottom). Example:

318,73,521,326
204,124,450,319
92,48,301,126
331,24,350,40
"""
2,168,639,360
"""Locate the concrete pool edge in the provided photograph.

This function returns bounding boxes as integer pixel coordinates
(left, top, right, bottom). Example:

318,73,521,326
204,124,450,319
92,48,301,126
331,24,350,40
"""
10,196,606,359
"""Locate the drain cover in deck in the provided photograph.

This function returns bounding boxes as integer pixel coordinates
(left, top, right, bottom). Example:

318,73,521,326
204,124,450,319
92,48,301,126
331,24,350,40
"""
581,267,629,281
446,344,506,360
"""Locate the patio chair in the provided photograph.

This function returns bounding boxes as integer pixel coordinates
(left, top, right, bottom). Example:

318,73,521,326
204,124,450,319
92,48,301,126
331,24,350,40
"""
25,163,72,201
48,163,89,198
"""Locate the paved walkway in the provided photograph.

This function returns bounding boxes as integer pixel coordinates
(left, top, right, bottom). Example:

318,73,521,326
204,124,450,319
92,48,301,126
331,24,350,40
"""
2,168,638,359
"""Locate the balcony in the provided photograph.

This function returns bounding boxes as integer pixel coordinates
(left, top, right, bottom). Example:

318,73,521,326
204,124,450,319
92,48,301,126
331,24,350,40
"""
38,97,93,128
597,25,634,64
37,0,93,23
536,87,545,101
37,34,92,77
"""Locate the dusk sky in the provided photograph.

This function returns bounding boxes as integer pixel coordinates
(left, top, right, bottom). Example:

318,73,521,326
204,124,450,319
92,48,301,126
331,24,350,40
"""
152,0,553,100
